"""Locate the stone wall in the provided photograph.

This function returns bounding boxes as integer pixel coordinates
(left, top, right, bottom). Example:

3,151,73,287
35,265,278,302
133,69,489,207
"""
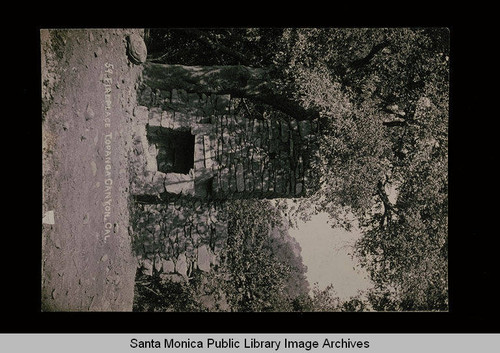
130,84,320,201
132,198,226,281
129,83,321,288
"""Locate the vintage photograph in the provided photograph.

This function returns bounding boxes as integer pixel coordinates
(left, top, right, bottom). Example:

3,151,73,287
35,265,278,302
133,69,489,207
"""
41,28,449,312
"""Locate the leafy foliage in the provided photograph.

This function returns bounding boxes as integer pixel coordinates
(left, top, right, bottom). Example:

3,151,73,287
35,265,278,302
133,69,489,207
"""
269,28,449,310
211,199,307,312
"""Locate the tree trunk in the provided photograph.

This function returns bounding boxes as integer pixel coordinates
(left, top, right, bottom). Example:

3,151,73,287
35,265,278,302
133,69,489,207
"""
142,62,319,121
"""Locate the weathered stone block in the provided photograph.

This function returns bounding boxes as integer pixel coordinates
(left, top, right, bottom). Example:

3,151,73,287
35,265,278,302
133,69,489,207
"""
197,245,212,272
152,172,166,194
144,144,158,172
154,255,162,272
133,105,149,124
142,259,153,276
162,259,175,273
149,107,162,126
194,135,205,171
203,135,215,169
161,110,174,128
192,123,214,136
165,172,195,195
236,163,245,192
175,253,188,277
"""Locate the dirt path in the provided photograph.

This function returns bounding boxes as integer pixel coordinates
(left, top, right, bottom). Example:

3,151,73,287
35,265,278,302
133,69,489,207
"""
41,29,143,311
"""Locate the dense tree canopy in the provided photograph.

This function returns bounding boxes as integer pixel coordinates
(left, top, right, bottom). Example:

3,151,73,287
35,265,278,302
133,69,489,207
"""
144,28,449,311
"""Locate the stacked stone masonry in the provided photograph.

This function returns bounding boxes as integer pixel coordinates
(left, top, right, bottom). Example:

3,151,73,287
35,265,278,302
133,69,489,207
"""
132,198,226,281
131,85,320,200
129,85,320,281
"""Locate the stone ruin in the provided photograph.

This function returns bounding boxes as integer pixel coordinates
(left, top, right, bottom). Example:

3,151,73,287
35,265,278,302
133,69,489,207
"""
128,80,320,298
130,88,320,201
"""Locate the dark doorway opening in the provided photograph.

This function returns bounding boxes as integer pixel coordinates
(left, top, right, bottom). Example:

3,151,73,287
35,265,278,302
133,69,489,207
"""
146,126,195,174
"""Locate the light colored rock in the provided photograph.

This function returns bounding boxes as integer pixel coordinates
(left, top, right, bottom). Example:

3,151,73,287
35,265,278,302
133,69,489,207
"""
143,140,158,172
142,259,153,276
197,245,211,272
154,256,162,272
148,108,162,126
165,172,195,195
161,111,174,128
203,135,215,169
194,135,205,171
127,33,147,64
175,253,188,277
152,172,166,194
42,210,55,225
133,106,149,124
162,259,175,273
191,123,214,135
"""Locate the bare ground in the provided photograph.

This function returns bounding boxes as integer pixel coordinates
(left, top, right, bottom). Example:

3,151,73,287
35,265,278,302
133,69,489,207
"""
41,28,143,311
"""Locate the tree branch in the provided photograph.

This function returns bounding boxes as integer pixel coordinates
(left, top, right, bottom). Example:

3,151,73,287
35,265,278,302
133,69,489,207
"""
377,180,395,228
142,62,319,121
175,28,253,66
348,40,390,71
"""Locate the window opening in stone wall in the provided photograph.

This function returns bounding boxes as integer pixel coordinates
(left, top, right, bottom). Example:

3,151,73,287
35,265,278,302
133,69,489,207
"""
146,126,195,174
